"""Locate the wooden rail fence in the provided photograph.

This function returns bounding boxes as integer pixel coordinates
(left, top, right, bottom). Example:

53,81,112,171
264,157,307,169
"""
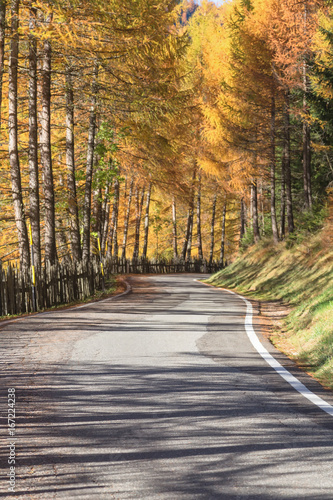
0,257,223,317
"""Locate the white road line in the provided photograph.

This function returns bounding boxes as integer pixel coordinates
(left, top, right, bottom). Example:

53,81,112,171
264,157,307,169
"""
196,280,333,417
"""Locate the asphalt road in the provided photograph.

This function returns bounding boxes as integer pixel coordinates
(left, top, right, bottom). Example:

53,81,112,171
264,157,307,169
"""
1,274,333,499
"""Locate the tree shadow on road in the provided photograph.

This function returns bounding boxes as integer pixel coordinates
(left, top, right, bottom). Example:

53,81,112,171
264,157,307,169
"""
1,358,333,499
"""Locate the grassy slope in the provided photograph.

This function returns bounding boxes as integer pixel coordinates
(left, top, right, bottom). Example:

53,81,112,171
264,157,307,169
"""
206,222,333,389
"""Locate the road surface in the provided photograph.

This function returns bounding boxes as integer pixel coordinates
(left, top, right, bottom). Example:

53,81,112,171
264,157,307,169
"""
1,275,333,499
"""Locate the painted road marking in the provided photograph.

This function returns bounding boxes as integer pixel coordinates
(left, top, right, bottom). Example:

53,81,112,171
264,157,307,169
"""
196,280,333,417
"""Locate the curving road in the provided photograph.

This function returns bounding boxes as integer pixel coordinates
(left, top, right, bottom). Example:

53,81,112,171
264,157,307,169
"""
1,275,333,499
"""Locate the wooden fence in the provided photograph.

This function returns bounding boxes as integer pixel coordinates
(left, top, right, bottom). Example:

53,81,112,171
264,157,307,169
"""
0,257,223,317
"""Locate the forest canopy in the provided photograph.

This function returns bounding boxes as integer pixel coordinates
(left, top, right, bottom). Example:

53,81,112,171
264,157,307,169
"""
0,0,332,269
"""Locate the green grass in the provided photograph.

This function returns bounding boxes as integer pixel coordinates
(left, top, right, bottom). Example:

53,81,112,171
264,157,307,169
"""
206,229,333,389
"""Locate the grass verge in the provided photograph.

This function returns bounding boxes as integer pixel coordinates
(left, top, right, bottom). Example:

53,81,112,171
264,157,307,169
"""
206,224,333,390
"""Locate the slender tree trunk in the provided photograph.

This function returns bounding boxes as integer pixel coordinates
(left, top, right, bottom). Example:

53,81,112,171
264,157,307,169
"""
9,0,30,268
101,181,110,234
284,91,294,233
220,203,227,267
270,94,279,244
110,177,119,258
65,64,81,262
182,170,196,260
92,184,102,238
196,175,203,260
142,182,152,259
182,205,194,261
259,181,265,236
82,62,98,262
133,187,139,260
172,196,178,258
303,2,312,211
186,215,193,262
28,5,41,269
40,14,57,264
240,198,246,241
133,187,145,260
101,182,111,254
252,181,260,243
0,0,6,129
280,146,286,240
303,118,312,210
209,193,217,265
121,178,133,259
55,219,71,266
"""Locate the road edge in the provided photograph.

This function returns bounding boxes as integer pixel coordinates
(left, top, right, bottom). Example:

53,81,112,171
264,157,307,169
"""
196,279,333,418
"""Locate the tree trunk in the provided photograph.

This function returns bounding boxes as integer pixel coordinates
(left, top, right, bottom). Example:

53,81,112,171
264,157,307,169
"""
182,206,194,261
182,171,195,260
92,184,102,239
280,145,286,240
270,94,279,244
9,0,30,269
303,118,312,210
65,64,81,262
109,177,119,258
220,203,227,267
284,91,294,233
28,5,41,269
142,182,152,259
303,3,312,211
172,196,178,258
121,178,133,259
252,181,260,243
240,198,246,241
40,14,57,264
82,62,98,262
186,214,193,262
55,220,71,266
0,0,6,128
133,187,145,260
209,193,217,265
100,182,111,255
196,175,203,260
